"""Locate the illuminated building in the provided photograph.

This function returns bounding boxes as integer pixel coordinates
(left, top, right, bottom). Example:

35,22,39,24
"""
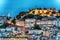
35,17,60,27
0,14,8,26
28,30,43,35
58,13,60,16
15,20,25,27
25,18,36,27
28,8,59,16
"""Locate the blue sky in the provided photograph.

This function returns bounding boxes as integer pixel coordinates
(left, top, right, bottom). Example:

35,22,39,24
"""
0,0,60,18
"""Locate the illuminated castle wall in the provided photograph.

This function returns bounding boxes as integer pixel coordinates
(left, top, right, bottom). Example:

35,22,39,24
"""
28,8,60,16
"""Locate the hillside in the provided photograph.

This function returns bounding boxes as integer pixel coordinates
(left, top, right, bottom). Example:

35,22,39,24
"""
15,8,60,20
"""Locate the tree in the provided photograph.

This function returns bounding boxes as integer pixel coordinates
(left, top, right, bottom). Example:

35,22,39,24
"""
25,31,29,34
22,14,34,20
7,17,11,20
12,18,16,25
26,14,34,18
16,15,21,19
34,24,41,30
58,10,60,13
16,12,26,19
0,22,8,28
56,16,60,18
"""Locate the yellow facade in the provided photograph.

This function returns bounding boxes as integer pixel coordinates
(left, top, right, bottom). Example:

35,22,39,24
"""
58,13,60,16
28,8,60,16
43,31,50,37
28,8,58,16
53,14,57,16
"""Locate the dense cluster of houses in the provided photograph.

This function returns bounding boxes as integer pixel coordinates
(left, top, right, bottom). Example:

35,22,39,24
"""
14,17,60,28
0,8,60,40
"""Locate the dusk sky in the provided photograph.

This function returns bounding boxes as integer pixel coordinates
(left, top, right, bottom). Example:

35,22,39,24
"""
0,0,60,18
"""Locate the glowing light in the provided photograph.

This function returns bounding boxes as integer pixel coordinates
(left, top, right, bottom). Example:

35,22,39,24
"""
16,22,20,26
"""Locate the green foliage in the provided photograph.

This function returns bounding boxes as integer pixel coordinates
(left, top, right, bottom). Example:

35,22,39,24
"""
16,12,50,20
23,14,34,19
16,12,26,19
58,10,60,13
34,24,41,30
0,26,5,28
0,23,8,28
56,16,60,18
12,18,16,25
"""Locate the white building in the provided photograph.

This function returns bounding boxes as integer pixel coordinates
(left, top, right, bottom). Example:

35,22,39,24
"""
28,30,42,35
36,20,54,26
5,27,12,32
25,18,36,23
25,18,36,27
15,20,25,27
36,19,60,27
0,16,7,26
56,32,60,40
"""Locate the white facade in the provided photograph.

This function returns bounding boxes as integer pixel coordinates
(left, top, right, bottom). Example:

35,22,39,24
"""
25,19,36,27
0,16,7,26
56,32,60,40
28,30,42,34
53,20,60,27
36,20,60,27
15,20,25,26
25,19,36,23
0,29,5,32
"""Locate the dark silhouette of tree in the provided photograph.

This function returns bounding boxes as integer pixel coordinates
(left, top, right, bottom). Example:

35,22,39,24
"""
34,24,41,30
25,31,29,34
16,12,26,19
32,11,35,14
0,22,8,28
16,15,21,19
7,17,11,20
19,12,26,16
52,11,56,14
23,14,34,19
58,10,60,13
12,18,16,25
56,16,60,18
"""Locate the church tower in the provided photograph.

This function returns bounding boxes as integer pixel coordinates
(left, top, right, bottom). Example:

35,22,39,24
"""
7,12,11,20
8,12,10,17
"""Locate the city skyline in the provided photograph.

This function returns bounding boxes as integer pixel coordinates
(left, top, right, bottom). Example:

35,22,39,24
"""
0,0,60,18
